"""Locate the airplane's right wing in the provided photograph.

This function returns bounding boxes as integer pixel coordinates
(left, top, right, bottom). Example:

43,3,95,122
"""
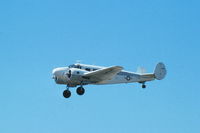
82,66,123,83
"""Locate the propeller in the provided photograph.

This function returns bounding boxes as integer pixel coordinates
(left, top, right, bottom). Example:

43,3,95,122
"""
67,69,72,78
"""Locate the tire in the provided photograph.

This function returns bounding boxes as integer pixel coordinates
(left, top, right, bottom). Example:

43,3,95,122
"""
142,84,146,89
63,90,71,98
76,87,85,95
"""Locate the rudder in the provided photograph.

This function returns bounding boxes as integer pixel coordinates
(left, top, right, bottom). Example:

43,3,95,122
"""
154,62,167,80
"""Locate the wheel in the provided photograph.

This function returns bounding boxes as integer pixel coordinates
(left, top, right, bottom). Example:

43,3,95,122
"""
76,87,85,95
63,90,71,98
142,84,146,89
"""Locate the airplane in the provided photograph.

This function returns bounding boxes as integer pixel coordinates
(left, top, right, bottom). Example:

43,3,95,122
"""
52,62,167,98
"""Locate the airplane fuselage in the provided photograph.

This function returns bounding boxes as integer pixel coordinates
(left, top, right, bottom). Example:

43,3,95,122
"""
52,63,166,98
52,64,154,87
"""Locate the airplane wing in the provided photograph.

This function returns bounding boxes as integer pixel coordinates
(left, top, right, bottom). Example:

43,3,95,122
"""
82,66,123,83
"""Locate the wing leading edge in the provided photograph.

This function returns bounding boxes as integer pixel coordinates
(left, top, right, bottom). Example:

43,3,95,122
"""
82,66,123,83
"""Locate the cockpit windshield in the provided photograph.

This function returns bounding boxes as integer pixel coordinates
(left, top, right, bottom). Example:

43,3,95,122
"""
68,64,81,69
68,64,76,68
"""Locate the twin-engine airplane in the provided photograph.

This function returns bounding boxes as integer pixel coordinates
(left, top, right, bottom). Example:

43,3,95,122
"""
52,62,167,98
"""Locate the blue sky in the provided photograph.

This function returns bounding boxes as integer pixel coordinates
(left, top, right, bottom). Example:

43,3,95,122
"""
0,0,200,133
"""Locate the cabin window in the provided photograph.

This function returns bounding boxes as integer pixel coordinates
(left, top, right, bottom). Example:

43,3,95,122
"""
75,65,81,69
85,68,91,71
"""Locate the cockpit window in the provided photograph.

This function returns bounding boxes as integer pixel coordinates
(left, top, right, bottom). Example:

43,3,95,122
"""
76,65,81,69
68,64,82,69
68,64,76,68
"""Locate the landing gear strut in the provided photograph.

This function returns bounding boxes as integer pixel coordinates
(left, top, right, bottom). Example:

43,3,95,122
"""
63,88,71,98
76,86,85,95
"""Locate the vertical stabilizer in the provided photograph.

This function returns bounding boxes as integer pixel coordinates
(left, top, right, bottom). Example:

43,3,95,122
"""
154,62,167,80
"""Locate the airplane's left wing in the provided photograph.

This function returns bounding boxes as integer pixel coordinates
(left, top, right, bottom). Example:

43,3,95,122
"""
82,66,123,83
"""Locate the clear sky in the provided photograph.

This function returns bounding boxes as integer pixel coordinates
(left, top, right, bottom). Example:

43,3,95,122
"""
0,0,200,133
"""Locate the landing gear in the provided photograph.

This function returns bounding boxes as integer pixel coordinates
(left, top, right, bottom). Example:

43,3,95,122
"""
63,88,71,98
142,84,146,89
76,86,85,95
62,85,85,98
141,82,146,89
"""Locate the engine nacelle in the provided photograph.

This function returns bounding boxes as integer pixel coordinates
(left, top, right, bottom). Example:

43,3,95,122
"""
53,67,87,85
54,75,67,84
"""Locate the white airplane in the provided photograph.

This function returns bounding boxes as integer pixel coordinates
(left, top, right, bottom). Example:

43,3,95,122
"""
52,62,167,98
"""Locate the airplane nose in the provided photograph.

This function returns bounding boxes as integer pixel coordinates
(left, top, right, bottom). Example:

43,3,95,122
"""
52,67,68,84
52,67,66,78
52,68,61,75
52,67,68,80
52,70,56,78
52,68,57,75
52,68,59,79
